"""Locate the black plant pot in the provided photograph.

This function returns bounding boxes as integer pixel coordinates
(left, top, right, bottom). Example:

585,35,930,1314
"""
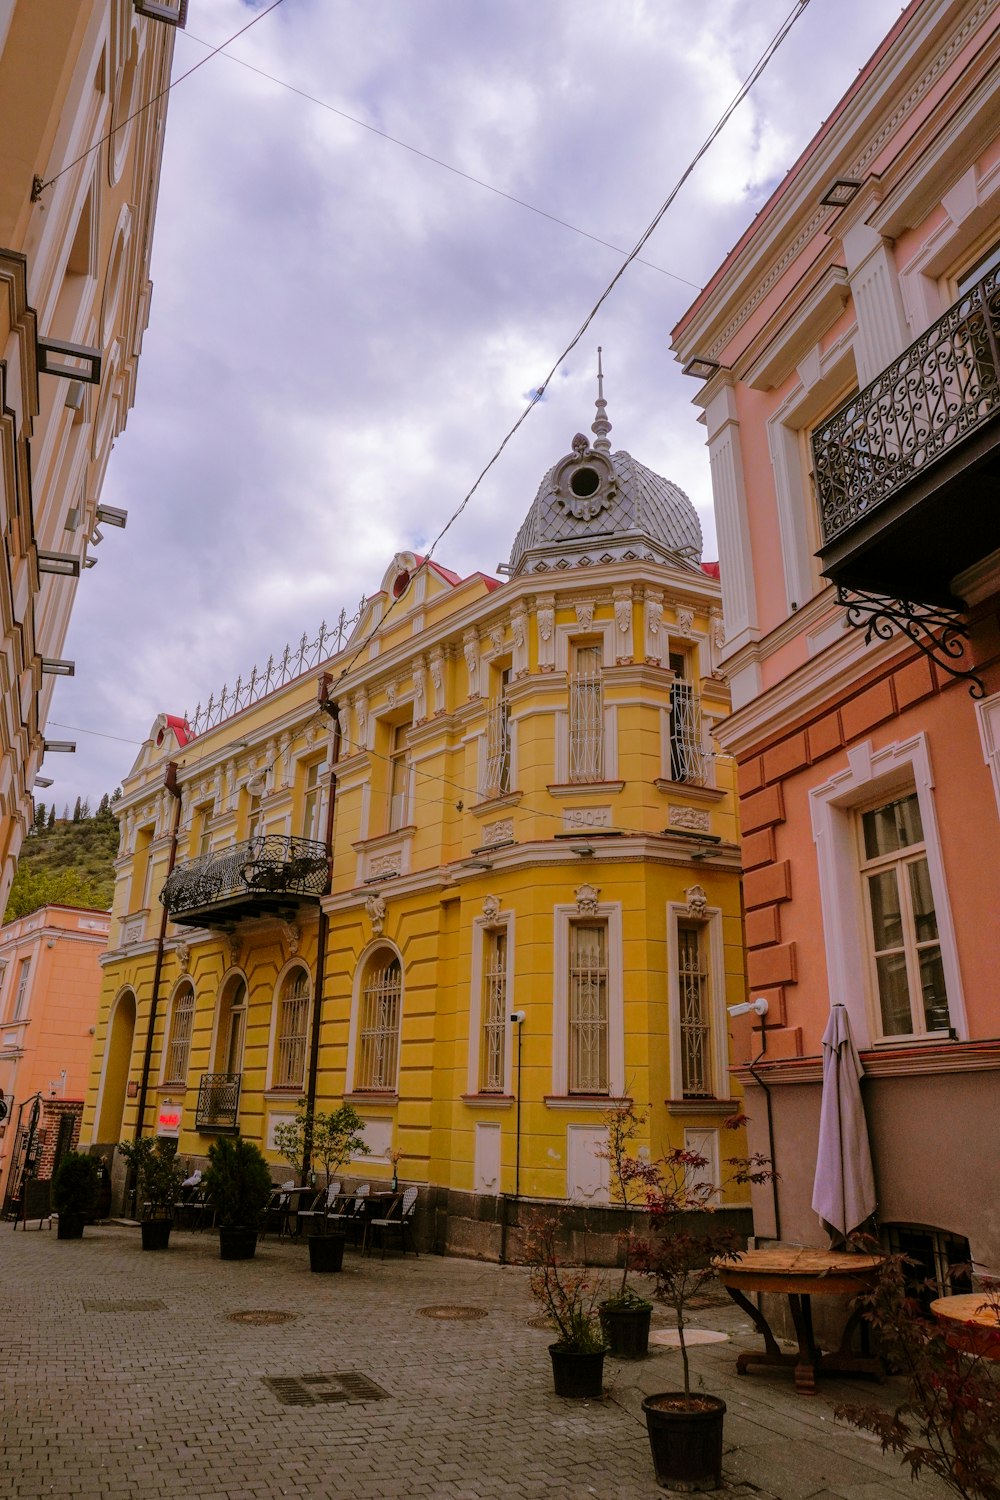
56,1213,85,1240
599,1301,652,1359
219,1225,258,1261
548,1345,605,1399
141,1217,173,1251
642,1392,726,1492
308,1230,346,1273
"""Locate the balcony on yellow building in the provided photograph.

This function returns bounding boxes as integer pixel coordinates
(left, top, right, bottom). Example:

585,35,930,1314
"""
160,834,329,927
813,265,1000,609
194,1072,242,1134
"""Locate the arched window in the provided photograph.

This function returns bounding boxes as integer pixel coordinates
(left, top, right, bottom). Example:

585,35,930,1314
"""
164,982,195,1084
273,967,310,1090
355,951,402,1091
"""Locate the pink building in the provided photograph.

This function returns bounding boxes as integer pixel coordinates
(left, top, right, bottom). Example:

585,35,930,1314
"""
0,904,110,1215
672,0,1000,1285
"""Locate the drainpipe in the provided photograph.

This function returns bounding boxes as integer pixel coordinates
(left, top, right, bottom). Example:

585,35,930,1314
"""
303,679,340,1184
500,1009,526,1265
746,1026,781,1243
135,761,182,1141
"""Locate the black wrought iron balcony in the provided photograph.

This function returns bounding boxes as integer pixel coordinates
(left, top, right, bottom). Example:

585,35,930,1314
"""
160,834,329,926
813,267,1000,607
195,1072,241,1133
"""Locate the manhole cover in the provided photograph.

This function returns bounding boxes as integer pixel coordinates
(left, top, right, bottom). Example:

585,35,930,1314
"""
264,1371,389,1407
418,1305,488,1321
649,1328,729,1347
527,1316,555,1331
229,1310,297,1326
83,1300,166,1312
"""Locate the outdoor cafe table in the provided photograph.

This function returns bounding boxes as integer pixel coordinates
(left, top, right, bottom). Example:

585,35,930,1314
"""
277,1185,317,1237
930,1293,1000,1361
712,1247,885,1395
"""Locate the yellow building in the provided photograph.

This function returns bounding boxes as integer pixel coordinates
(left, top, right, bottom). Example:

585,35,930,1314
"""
84,389,750,1255
0,1,178,912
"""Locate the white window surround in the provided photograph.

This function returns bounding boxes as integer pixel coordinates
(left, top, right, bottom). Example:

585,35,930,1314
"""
553,705,618,784
666,902,728,1101
467,909,515,1096
162,979,195,1086
552,618,616,673
264,958,313,1093
551,901,624,1099
476,711,518,801
766,339,857,618
345,939,404,1096
893,156,1000,331
207,967,248,1074
809,733,966,1049
975,691,1000,823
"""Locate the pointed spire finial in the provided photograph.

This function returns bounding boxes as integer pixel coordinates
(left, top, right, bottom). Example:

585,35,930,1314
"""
591,346,612,452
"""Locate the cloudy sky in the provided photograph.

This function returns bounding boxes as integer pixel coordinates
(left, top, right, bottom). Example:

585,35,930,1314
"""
44,0,905,811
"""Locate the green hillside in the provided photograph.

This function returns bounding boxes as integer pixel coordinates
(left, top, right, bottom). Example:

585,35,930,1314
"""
5,794,121,921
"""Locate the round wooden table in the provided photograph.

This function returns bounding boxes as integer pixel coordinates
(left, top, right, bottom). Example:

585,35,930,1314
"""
930,1294,1000,1361
713,1248,884,1395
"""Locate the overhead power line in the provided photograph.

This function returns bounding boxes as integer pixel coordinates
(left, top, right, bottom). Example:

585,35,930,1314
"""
33,0,289,198
179,29,703,291
332,0,813,691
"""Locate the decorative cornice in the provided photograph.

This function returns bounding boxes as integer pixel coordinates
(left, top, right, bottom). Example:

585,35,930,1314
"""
734,1037,1000,1088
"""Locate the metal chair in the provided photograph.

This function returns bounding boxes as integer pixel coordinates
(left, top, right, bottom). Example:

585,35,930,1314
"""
260,1186,292,1239
328,1183,369,1246
295,1181,341,1236
365,1185,419,1258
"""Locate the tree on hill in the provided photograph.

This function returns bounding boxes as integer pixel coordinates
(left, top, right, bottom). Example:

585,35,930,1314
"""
47,805,56,830
4,791,121,921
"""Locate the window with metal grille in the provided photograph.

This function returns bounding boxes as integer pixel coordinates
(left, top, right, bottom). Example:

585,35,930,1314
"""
482,669,511,797
387,724,411,832
273,968,310,1089
356,953,401,1091
678,923,712,1097
480,928,507,1092
569,644,603,783
164,983,194,1084
859,792,950,1039
569,921,608,1093
668,654,706,785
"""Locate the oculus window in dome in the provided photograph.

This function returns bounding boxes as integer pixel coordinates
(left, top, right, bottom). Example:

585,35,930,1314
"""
508,351,702,578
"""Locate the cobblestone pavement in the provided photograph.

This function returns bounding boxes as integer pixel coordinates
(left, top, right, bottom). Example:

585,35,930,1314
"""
0,1222,953,1500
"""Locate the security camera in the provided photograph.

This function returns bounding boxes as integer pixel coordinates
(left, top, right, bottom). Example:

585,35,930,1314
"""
727,997,768,1019
510,1010,526,1024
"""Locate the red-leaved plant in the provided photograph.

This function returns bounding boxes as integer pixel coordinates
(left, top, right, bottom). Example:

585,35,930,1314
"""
525,1218,608,1354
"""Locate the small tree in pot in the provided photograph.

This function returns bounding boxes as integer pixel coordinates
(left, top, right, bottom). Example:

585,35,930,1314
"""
117,1136,184,1250
629,1118,775,1492
204,1136,273,1261
52,1151,100,1239
527,1217,608,1398
595,1099,655,1358
274,1100,370,1271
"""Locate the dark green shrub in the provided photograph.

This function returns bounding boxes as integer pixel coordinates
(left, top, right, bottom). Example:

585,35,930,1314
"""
204,1136,273,1228
52,1152,100,1220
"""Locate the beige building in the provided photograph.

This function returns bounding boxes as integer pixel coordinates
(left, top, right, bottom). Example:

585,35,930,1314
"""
0,0,180,915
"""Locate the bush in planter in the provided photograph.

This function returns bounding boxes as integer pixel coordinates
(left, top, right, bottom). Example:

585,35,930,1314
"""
595,1098,655,1358
274,1099,369,1271
203,1136,273,1260
117,1136,183,1249
629,1118,775,1492
52,1151,100,1239
526,1218,608,1398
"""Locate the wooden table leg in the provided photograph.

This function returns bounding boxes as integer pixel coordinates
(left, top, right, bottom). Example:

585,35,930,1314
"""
788,1294,819,1394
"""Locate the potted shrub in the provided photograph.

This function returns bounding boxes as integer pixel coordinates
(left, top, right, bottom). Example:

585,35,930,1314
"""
630,1118,775,1492
203,1136,273,1260
117,1136,183,1250
596,1099,655,1359
527,1218,608,1398
276,1100,370,1273
52,1151,100,1240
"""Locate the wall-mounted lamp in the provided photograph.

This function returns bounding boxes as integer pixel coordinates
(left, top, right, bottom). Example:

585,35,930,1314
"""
42,739,76,754
464,858,493,871
95,504,128,529
691,845,724,861
83,556,98,569
819,177,861,208
41,658,75,677
37,551,80,577
728,997,768,1019
64,381,85,412
571,845,595,857
64,507,80,532
682,354,721,380
89,525,104,547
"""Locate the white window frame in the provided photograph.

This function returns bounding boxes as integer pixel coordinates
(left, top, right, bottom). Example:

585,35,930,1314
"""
467,908,515,1095
809,733,966,1049
667,902,728,1101
11,957,31,1021
301,758,325,841
267,961,312,1092
347,942,403,1095
551,901,624,1098
162,980,195,1085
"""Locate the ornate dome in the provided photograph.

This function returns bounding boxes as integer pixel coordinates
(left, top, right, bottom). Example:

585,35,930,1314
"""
508,356,702,578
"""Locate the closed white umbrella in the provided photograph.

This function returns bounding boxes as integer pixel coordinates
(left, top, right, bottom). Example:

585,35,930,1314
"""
811,1004,876,1245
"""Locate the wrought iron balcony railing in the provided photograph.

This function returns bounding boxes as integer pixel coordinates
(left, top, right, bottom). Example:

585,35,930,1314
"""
195,1072,241,1133
813,266,1000,558
160,834,329,924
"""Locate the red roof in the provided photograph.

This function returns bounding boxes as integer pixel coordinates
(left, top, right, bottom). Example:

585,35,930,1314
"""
163,714,192,747
701,561,721,579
